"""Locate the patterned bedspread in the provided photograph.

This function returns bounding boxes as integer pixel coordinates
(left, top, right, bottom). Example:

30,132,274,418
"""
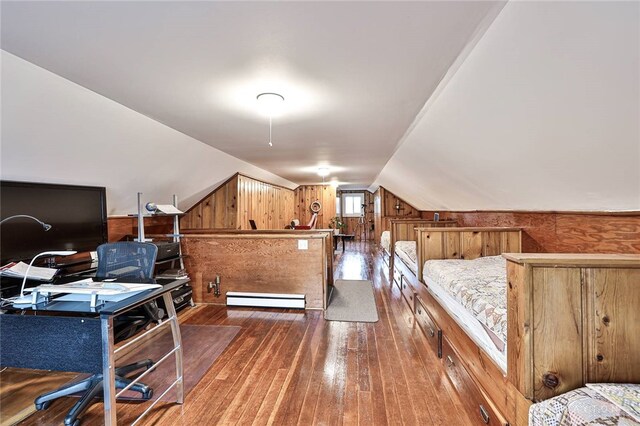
395,241,417,274
381,231,390,254
529,383,640,425
422,256,507,345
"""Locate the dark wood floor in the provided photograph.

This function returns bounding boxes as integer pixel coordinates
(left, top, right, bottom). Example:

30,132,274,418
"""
18,241,475,425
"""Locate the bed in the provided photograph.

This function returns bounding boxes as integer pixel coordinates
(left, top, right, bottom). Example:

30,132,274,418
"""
380,230,391,266
387,219,456,311
529,383,640,426
411,227,640,426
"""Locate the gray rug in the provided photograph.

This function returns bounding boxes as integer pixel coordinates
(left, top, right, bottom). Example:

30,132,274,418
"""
325,279,379,322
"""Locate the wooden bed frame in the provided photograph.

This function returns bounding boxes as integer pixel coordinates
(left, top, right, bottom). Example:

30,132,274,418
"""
386,219,456,311
411,227,640,426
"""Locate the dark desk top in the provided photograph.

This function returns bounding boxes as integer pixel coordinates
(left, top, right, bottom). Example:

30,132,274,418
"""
4,277,189,317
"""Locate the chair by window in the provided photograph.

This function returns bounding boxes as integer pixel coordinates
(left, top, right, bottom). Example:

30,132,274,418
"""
34,242,161,426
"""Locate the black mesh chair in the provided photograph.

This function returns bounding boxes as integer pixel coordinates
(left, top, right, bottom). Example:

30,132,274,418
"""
34,242,162,426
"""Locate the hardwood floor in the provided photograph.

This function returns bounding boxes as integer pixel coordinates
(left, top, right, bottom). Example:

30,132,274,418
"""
17,240,475,425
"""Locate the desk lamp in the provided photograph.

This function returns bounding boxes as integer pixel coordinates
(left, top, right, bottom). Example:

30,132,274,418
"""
13,250,77,305
0,214,52,230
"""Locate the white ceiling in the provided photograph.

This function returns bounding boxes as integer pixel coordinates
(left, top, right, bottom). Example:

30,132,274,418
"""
1,0,501,187
375,1,640,211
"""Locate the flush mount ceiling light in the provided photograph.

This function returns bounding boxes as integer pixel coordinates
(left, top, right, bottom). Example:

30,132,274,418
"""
317,167,330,177
257,92,285,147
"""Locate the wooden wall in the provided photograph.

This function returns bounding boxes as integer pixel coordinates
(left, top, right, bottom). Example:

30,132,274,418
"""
339,190,375,240
294,185,337,229
180,173,295,231
182,232,330,309
421,211,640,254
236,175,295,230
107,216,173,242
373,186,421,243
181,174,238,230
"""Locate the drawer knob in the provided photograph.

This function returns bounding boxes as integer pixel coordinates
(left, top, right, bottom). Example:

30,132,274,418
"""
542,372,559,389
429,328,435,337
479,405,490,424
446,355,454,366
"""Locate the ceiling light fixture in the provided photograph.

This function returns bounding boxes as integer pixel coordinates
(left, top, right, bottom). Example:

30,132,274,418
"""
257,92,284,147
317,167,331,178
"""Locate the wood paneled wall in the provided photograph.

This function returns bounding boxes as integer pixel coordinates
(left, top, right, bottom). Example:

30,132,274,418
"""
421,211,640,254
180,173,295,231
373,186,421,243
181,174,238,230
339,190,375,240
181,232,331,309
107,216,173,242
236,175,295,230
294,185,337,229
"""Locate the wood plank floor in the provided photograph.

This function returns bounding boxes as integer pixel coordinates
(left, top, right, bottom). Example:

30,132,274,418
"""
17,241,476,425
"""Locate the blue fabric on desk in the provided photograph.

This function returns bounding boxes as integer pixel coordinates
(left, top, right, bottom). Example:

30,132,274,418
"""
0,315,102,374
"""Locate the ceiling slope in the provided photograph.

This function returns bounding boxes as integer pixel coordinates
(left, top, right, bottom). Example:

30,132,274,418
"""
375,1,640,211
1,51,296,215
0,0,501,187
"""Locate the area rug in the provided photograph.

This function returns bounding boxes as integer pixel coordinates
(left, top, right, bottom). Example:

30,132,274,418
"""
324,279,379,322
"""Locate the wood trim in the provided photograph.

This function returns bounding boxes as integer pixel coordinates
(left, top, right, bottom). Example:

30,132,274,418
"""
503,253,640,267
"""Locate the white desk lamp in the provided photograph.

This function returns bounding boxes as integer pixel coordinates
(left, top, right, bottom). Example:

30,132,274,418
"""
13,250,77,305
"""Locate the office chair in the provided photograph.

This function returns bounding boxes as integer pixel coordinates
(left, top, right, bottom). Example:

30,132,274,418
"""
34,242,162,426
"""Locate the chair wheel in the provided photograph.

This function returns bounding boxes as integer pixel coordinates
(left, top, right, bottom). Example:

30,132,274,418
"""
143,388,153,400
72,420,81,426
35,401,51,410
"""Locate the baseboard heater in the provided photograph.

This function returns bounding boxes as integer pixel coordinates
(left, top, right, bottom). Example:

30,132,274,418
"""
226,292,305,309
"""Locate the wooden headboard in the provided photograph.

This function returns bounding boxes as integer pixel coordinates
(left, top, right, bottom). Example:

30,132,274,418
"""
415,227,522,281
389,219,457,274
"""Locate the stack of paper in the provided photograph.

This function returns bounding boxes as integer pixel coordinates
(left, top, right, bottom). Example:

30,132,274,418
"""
0,261,58,281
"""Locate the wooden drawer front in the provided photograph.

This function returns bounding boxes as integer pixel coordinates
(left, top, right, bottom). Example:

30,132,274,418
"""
442,338,507,426
400,275,415,312
393,266,402,289
415,299,442,358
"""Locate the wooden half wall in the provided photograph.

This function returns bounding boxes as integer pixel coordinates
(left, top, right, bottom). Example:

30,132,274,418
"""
180,173,295,231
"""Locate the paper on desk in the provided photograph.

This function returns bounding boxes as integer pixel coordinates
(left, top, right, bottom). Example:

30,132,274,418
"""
155,204,183,214
0,261,58,281
36,279,161,296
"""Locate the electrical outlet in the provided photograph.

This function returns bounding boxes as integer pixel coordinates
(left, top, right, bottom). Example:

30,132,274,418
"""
298,240,308,250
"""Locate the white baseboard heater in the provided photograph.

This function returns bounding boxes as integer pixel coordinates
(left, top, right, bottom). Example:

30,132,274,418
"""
226,292,305,309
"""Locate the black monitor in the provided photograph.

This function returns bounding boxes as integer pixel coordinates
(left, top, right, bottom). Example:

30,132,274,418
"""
0,181,108,264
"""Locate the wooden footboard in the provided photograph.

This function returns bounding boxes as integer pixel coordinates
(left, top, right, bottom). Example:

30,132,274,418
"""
389,219,456,284
504,253,640,402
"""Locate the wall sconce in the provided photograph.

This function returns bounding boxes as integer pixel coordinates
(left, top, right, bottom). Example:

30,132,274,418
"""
395,199,401,213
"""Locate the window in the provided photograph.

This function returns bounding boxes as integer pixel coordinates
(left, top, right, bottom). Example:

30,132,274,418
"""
341,192,365,217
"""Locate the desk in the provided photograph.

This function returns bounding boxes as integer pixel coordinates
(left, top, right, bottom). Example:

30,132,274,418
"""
0,277,187,425
333,233,355,251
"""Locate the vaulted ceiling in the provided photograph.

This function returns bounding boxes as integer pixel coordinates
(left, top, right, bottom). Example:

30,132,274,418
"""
0,0,502,187
2,1,638,212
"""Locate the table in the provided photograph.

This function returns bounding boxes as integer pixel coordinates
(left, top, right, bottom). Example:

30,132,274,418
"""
333,233,355,251
0,277,188,425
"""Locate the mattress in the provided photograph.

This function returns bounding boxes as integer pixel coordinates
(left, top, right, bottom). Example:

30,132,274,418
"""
529,383,640,426
381,231,391,255
422,256,507,345
423,273,507,373
395,241,417,275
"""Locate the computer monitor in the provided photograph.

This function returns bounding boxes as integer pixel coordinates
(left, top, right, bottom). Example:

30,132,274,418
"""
1,180,108,264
